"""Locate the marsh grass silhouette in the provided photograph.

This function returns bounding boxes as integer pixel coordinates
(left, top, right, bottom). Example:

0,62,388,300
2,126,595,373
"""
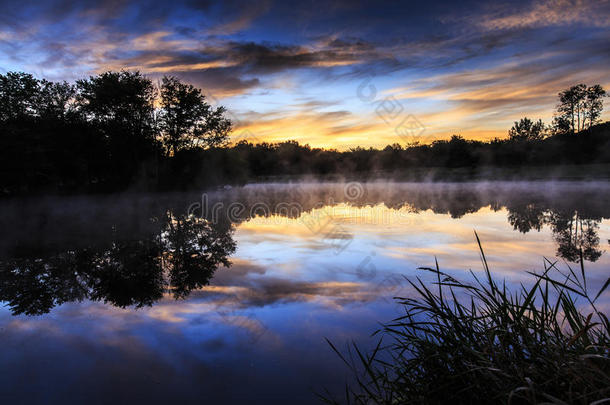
323,234,610,404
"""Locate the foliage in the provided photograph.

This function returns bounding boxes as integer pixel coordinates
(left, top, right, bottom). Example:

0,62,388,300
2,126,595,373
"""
509,117,546,141
323,235,610,404
158,76,231,156
0,72,39,121
555,83,607,134
1,73,609,194
0,70,232,193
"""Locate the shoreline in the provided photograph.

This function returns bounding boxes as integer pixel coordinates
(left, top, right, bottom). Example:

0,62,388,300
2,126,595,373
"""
2,163,610,198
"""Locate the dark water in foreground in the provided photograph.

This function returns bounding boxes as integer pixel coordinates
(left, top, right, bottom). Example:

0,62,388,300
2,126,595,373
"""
1,182,609,404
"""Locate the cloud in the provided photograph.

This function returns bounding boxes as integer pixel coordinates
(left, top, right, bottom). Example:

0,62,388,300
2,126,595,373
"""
383,32,610,140
231,106,400,148
161,69,262,98
1,0,610,147
208,279,373,308
205,0,272,35
479,0,610,31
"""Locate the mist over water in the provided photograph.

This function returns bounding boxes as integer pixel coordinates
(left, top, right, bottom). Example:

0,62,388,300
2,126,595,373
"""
1,181,609,404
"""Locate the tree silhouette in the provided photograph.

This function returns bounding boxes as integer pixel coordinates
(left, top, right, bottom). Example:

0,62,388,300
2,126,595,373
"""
158,76,232,156
585,85,607,129
509,117,545,141
1,72,610,194
555,83,606,134
36,79,77,120
76,71,159,186
557,84,587,134
0,72,39,122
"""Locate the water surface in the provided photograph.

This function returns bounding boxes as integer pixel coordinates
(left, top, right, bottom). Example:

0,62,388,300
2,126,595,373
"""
1,182,609,404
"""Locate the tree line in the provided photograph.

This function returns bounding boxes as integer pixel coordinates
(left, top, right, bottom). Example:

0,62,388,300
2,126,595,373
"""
507,83,607,141
0,71,608,194
0,71,230,193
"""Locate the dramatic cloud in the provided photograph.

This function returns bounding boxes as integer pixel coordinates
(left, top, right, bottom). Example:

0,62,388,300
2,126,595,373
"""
1,0,609,147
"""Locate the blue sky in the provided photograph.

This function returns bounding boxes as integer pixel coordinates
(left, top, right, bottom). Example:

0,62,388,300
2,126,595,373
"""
1,0,609,148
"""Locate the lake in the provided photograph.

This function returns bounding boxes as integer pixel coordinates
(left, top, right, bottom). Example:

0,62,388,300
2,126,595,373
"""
1,181,609,404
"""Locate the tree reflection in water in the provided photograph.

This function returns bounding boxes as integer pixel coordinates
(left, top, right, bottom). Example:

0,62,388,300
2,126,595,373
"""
201,182,608,265
1,183,608,315
548,211,602,262
0,212,236,315
507,205,603,263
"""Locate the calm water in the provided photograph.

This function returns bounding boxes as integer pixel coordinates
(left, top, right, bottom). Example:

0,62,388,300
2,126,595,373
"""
1,182,609,404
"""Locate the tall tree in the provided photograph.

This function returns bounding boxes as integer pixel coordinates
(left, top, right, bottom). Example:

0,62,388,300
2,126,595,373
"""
556,84,586,133
555,83,606,134
35,80,77,120
76,71,156,139
76,71,157,185
550,115,571,136
158,76,232,156
584,84,607,129
0,72,39,122
508,117,545,141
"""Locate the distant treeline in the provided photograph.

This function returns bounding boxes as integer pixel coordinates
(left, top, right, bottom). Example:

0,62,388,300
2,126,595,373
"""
0,71,608,194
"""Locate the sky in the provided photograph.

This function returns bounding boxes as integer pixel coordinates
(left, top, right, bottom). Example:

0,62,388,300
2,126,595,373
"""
1,0,609,149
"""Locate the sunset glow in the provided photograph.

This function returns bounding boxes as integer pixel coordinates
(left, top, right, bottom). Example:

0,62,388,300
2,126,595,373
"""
1,0,609,148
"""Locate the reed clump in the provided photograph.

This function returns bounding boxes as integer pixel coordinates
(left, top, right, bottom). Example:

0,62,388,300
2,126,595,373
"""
325,233,610,404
